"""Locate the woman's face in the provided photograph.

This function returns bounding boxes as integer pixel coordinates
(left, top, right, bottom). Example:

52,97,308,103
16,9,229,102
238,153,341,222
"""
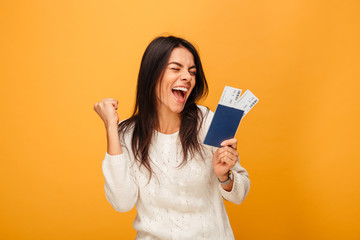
155,47,197,115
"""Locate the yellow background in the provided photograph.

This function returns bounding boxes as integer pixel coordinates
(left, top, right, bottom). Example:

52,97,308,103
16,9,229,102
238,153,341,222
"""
1,0,359,239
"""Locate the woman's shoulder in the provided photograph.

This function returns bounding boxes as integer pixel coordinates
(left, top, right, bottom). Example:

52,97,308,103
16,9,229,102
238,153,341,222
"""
118,118,135,141
197,104,209,113
197,104,214,118
196,105,214,129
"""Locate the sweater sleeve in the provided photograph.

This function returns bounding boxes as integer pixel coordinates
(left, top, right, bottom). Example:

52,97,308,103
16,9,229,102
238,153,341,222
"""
198,105,251,205
102,152,139,212
218,159,250,205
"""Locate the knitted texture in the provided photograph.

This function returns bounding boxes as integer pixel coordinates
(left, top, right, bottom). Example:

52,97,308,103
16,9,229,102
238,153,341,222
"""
102,106,250,240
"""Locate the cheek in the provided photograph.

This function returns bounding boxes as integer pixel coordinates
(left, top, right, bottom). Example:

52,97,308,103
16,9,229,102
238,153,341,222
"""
159,82,171,102
191,79,196,90
155,82,166,101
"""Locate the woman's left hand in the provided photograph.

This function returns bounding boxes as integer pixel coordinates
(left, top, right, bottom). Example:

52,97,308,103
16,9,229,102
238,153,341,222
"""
212,138,239,181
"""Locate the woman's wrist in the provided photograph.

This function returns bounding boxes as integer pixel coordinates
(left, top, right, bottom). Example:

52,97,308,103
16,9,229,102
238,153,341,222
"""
218,170,233,184
218,173,230,182
105,122,122,155
105,122,118,131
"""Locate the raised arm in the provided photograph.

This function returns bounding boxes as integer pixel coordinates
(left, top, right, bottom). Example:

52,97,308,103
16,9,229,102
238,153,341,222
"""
94,98,138,212
94,98,122,155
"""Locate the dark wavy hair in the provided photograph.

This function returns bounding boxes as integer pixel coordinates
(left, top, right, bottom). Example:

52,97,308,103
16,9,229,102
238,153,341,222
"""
118,36,208,179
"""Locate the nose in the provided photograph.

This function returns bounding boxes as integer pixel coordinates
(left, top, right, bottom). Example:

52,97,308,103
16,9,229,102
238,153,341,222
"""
180,70,192,81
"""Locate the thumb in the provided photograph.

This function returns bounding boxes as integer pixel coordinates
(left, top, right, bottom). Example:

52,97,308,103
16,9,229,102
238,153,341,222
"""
111,100,118,110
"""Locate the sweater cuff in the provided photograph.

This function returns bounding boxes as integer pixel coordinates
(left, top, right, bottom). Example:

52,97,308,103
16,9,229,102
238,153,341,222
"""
218,171,249,203
104,152,125,165
218,171,237,198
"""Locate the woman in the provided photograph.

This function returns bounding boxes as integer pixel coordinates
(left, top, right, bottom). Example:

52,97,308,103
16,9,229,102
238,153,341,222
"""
94,36,250,239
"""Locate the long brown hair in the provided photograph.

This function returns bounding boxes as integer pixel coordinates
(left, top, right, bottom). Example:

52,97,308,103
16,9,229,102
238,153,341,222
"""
118,36,208,179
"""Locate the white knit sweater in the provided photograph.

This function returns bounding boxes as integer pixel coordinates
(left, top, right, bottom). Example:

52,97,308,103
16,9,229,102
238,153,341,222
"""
102,106,250,240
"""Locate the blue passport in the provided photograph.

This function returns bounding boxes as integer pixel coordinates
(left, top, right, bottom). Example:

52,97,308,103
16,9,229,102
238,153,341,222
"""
203,104,244,147
203,86,259,148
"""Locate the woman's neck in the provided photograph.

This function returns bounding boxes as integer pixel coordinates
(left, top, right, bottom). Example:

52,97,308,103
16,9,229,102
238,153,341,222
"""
156,107,181,134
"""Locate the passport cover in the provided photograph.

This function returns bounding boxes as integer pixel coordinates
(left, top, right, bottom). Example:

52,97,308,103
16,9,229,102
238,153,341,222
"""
203,104,244,148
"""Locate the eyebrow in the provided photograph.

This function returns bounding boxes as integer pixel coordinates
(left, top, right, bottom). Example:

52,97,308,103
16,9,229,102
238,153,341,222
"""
168,62,197,70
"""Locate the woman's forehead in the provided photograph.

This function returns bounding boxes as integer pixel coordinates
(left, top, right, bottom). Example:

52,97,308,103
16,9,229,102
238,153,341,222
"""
168,47,195,65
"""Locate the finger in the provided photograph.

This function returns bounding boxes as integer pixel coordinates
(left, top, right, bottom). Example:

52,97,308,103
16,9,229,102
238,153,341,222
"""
218,149,238,163
93,102,103,113
214,148,221,161
217,147,226,156
223,146,238,158
100,99,118,109
100,98,115,105
213,148,224,165
220,138,237,148
218,147,238,160
220,138,237,149
111,100,118,110
219,156,236,168
218,145,238,157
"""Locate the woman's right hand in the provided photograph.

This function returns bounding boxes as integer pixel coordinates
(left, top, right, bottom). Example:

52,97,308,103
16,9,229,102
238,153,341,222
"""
93,98,119,128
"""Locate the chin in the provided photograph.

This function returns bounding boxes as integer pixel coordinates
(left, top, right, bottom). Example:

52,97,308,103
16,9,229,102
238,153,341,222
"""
171,106,185,114
169,103,186,114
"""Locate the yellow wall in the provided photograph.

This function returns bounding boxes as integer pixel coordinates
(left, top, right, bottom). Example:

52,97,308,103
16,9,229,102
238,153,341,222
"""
1,0,359,239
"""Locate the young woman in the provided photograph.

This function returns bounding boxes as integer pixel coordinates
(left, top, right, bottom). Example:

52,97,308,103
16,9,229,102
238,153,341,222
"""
94,36,250,239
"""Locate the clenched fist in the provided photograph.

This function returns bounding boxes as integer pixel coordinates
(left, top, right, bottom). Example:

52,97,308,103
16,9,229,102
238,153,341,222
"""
93,98,119,128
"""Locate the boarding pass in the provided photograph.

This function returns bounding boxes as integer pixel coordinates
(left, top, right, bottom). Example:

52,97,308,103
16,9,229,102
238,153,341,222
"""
219,86,259,116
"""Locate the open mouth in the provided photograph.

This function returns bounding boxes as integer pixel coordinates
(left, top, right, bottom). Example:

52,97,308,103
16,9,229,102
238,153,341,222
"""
172,87,188,102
